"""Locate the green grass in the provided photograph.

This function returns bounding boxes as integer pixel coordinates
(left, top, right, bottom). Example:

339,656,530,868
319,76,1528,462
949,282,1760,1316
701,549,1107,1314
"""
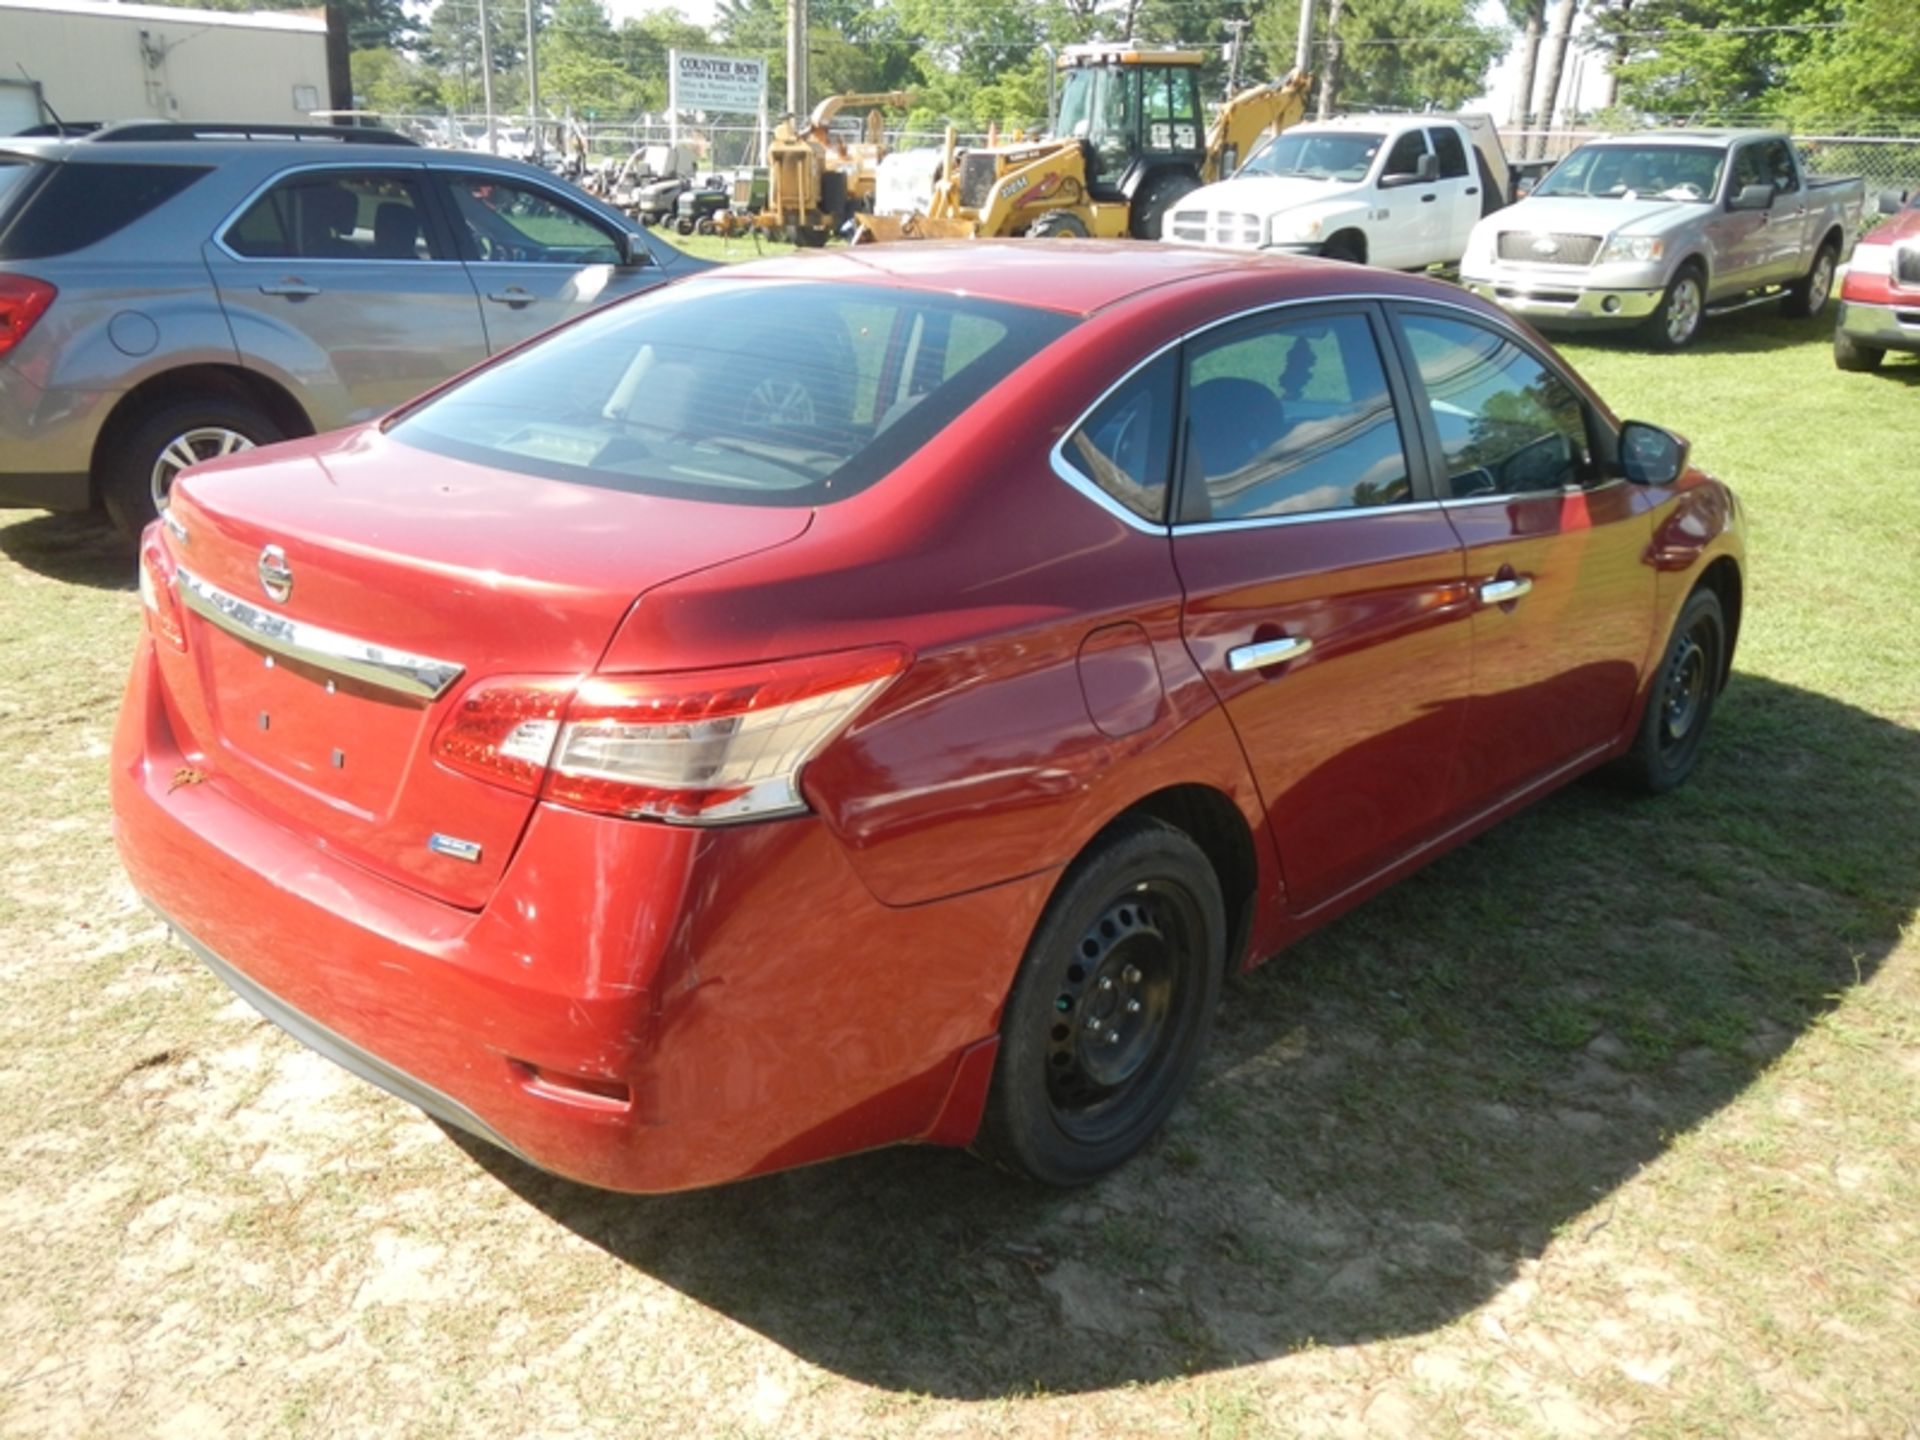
0,298,1914,1437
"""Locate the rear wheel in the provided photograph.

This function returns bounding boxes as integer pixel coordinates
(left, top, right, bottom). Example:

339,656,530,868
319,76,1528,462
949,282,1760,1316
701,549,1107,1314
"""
101,395,281,539
1833,329,1886,371
1609,587,1725,795
1027,210,1090,239
974,817,1224,1186
1644,263,1705,351
1129,172,1199,240
1782,240,1839,318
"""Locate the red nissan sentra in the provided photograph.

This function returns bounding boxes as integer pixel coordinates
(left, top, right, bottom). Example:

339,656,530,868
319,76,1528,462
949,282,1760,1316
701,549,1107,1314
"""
113,242,1744,1192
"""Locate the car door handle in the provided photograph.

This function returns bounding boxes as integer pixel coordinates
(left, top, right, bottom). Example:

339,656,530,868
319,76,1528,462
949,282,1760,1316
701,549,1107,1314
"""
1227,636,1314,672
1479,577,1533,605
1421,193,1438,203
486,287,536,307
259,280,319,298
1465,185,1479,196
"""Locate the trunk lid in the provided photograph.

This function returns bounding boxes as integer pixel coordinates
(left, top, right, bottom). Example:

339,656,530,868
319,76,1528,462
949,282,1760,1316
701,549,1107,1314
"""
156,424,812,909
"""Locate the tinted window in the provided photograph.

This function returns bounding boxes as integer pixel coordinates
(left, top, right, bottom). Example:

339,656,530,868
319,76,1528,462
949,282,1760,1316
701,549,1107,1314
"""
226,171,438,260
1382,130,1428,180
390,280,1072,506
1061,354,1176,522
0,162,208,260
446,174,620,264
1399,313,1590,499
1141,67,1200,152
1182,312,1413,521
1429,126,1470,179
0,158,38,219
1761,139,1797,191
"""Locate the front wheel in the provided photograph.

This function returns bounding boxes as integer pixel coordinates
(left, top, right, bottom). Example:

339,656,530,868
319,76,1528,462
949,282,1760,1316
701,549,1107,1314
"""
1027,209,1091,239
1609,587,1726,795
101,395,282,538
1644,264,1706,350
1833,329,1886,372
973,817,1225,1186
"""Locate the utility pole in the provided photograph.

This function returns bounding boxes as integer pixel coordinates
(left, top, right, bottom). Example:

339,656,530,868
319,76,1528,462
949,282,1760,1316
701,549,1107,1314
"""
524,0,539,159
1317,0,1345,119
477,0,496,152
1293,0,1314,76
785,0,807,119
1223,17,1248,99
1530,0,1578,159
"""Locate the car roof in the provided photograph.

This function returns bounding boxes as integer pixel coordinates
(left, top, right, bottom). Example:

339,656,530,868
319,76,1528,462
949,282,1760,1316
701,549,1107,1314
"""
1593,130,1780,149
703,239,1439,318
0,135,555,176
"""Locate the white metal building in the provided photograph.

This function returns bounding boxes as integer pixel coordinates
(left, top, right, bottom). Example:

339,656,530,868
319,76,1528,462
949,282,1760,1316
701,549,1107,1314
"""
0,0,330,133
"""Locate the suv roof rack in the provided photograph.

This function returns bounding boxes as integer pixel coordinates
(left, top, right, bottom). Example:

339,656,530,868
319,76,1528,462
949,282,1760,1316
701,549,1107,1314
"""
84,121,418,147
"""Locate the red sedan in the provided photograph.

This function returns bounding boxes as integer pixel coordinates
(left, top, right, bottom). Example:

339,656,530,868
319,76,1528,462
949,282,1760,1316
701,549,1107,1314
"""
114,243,1744,1192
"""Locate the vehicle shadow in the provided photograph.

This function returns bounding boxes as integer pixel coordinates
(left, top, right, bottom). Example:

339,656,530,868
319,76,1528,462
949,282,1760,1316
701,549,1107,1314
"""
0,511,135,591
1565,309,1845,359
450,671,1918,1397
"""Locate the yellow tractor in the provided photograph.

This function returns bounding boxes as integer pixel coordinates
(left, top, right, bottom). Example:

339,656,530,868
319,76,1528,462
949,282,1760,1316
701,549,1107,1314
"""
855,47,1312,243
757,90,914,246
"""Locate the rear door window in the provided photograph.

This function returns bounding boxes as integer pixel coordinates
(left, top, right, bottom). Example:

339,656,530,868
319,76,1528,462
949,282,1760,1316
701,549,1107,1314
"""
1428,127,1470,179
1180,310,1415,521
224,170,440,260
0,162,209,260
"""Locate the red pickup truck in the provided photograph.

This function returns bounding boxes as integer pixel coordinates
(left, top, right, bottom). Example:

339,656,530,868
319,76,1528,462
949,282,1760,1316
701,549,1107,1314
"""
1835,191,1920,369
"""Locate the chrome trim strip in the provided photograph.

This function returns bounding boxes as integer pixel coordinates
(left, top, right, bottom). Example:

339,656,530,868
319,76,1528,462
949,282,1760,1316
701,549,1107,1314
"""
176,567,464,701
1173,499,1448,536
1228,636,1313,671
1478,576,1533,604
1048,290,1555,537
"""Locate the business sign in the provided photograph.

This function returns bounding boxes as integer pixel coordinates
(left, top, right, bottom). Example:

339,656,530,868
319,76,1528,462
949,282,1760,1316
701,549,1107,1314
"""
670,51,767,116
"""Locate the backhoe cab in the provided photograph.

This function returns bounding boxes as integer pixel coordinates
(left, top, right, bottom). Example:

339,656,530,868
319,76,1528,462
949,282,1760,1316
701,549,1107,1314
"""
855,48,1312,243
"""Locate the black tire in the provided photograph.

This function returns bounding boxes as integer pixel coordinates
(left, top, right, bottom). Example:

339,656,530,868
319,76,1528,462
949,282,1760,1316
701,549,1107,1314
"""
1609,587,1726,795
1321,230,1367,265
1027,209,1090,239
1833,328,1886,372
1782,240,1839,319
789,225,830,248
974,816,1225,1186
101,395,282,539
1643,263,1706,351
675,217,696,235
1129,171,1199,240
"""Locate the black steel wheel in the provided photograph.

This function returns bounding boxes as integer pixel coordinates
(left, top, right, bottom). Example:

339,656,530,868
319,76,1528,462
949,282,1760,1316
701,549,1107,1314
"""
1609,587,1726,795
975,816,1224,1186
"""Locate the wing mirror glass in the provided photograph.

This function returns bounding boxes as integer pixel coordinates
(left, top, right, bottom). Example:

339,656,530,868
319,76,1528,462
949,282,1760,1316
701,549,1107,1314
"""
1729,183,1773,212
1620,421,1688,486
1878,187,1911,217
618,230,652,268
1418,152,1439,183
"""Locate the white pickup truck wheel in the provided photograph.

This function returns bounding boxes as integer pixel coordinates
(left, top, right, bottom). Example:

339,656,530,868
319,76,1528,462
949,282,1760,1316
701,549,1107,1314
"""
1322,231,1367,265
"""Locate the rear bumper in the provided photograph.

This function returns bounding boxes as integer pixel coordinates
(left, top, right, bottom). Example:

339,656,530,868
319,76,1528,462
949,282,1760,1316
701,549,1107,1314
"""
0,367,111,510
1835,298,1920,353
1462,275,1663,327
113,636,1054,1193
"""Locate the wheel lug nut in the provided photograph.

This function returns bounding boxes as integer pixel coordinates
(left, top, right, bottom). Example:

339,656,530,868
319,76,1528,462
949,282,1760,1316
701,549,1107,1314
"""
1123,966,1141,984
1098,977,1114,992
1105,1029,1120,1044
1084,1014,1101,1031
1126,999,1141,1014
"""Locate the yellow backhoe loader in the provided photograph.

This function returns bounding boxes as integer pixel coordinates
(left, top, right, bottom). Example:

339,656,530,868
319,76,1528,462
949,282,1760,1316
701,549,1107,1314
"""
752,90,914,246
855,48,1311,243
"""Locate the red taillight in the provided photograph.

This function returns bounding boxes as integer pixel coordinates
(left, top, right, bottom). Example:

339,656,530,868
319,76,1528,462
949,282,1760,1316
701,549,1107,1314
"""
0,276,56,361
137,533,186,651
431,647,908,826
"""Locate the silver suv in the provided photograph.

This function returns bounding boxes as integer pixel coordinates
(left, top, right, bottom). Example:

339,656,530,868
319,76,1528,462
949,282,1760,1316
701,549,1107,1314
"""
0,122,696,535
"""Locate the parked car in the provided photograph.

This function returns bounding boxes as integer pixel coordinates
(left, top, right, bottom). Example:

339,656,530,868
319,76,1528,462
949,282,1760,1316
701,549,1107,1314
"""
1163,113,1514,269
0,121,698,535
1833,189,1920,370
114,243,1744,1194
1461,129,1865,349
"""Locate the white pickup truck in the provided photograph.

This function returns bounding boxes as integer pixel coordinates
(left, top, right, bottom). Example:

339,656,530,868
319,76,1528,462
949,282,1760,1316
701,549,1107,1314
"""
1160,113,1511,269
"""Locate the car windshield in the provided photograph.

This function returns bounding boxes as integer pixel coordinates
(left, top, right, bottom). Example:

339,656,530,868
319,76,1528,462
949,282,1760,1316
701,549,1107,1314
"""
1238,132,1383,182
390,279,1073,506
1534,144,1726,202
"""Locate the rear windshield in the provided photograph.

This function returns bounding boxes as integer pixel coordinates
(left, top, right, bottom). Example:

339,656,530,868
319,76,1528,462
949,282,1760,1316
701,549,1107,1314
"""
0,157,39,219
0,161,210,259
390,279,1074,506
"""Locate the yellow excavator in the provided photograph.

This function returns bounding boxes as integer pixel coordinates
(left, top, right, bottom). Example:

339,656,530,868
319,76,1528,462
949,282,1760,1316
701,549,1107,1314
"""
751,90,914,246
854,47,1313,243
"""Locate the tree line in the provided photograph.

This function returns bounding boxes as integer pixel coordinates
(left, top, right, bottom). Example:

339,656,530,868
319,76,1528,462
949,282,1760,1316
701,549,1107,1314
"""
150,0,1918,134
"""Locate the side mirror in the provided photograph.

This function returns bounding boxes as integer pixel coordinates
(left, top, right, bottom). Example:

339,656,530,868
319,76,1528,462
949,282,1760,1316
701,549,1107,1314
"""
618,230,652,268
1619,421,1688,487
1729,183,1773,212
1878,188,1911,217
1417,152,1439,183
